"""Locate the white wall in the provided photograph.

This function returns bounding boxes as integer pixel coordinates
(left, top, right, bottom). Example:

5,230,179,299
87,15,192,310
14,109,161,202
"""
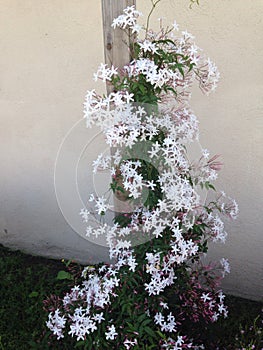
0,0,262,300
0,0,108,262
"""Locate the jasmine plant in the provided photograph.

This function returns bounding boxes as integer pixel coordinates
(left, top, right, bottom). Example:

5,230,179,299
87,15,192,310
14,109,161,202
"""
46,5,239,349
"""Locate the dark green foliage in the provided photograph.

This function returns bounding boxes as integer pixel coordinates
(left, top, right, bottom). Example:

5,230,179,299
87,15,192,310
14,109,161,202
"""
0,244,77,350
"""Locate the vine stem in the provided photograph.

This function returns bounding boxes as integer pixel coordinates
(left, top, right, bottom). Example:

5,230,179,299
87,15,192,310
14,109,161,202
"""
145,0,162,38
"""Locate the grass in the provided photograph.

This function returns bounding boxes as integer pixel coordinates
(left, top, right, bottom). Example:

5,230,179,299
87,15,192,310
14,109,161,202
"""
0,244,262,349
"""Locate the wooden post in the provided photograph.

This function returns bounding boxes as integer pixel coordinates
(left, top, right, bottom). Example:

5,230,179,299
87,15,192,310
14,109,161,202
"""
101,1,136,213
101,0,136,94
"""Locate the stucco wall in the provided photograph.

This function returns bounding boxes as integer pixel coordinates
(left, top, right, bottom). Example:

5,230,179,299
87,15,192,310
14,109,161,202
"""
0,0,108,263
0,1,262,300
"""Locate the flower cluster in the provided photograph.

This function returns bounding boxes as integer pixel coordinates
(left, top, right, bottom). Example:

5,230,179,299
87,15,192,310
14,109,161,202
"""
47,5,238,349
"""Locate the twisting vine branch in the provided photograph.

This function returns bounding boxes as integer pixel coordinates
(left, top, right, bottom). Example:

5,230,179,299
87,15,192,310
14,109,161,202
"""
145,0,162,37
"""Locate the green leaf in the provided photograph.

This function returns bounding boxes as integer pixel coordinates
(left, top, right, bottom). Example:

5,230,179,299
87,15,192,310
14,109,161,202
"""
138,313,148,323
208,183,216,191
156,330,166,339
56,270,73,280
141,318,152,327
28,291,39,298
144,326,157,339
75,341,85,348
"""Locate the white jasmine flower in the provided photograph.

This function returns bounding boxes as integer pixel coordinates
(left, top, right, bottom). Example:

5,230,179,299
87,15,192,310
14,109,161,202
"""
220,257,230,277
95,196,110,215
80,208,90,223
201,292,212,302
139,40,159,54
154,312,165,326
202,148,210,159
172,20,179,31
182,30,195,40
46,309,66,340
105,325,118,340
131,23,142,34
124,338,138,349
92,154,111,173
93,63,118,82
